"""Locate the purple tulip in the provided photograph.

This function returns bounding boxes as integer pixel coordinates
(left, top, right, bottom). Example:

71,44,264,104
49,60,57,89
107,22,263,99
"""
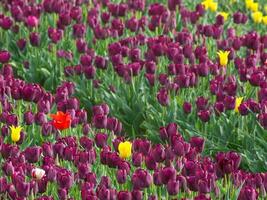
93,114,107,129
29,32,40,47
160,167,176,185
0,50,11,63
26,16,39,28
24,111,35,125
116,169,127,184
238,186,258,200
190,137,205,153
95,133,108,148
57,169,74,189
183,102,192,114
167,180,179,195
117,191,132,200
24,146,42,163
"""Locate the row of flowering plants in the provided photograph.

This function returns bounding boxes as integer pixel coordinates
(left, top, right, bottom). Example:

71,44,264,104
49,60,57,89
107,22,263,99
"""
0,0,267,198
0,68,266,200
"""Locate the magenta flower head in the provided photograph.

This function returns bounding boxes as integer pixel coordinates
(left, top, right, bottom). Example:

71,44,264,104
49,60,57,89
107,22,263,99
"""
0,177,7,193
132,169,152,190
24,111,35,125
84,66,96,80
73,23,86,38
238,186,258,200
24,146,42,163
132,190,143,200
93,114,107,129
117,191,132,200
167,180,179,195
15,181,30,197
183,102,192,114
160,167,176,185
197,110,211,122
0,50,11,63
26,16,39,28
233,12,243,24
196,96,209,111
190,137,205,153
132,152,142,167
57,169,74,189
35,112,47,125
157,88,169,106
0,16,13,30
95,133,108,148
29,32,40,47
58,188,67,200
116,169,127,184
95,56,108,70
150,144,165,163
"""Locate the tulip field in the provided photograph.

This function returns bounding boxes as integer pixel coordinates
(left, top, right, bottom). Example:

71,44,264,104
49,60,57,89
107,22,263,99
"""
1,0,267,199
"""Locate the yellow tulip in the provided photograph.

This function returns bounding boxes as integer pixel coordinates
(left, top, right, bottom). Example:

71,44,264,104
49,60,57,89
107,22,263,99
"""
265,5,267,14
218,12,229,21
118,141,132,159
245,0,254,9
10,125,22,142
209,1,218,12
235,97,243,113
252,11,263,23
250,2,259,12
263,16,267,25
217,50,230,67
201,0,213,10
201,0,217,12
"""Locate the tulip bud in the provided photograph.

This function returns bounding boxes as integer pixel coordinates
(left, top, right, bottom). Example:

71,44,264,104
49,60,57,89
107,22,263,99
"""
116,169,127,184
167,180,179,195
95,133,108,148
0,50,11,63
24,111,34,125
26,16,39,28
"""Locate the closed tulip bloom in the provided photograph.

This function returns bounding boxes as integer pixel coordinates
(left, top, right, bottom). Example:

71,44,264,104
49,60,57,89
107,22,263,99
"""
197,110,211,122
190,137,205,153
238,186,258,200
160,167,176,184
0,50,11,63
151,144,165,163
157,88,170,106
26,16,39,28
32,168,45,180
10,125,22,143
167,180,179,195
116,169,127,184
217,50,230,67
0,177,7,193
29,32,40,47
15,181,30,197
24,111,34,125
183,102,192,114
95,133,108,148
132,190,143,200
93,114,107,129
24,146,42,163
117,191,132,200
118,141,132,159
57,169,74,189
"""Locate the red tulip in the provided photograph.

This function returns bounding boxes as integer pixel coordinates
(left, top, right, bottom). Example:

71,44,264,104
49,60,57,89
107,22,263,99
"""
50,111,71,130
